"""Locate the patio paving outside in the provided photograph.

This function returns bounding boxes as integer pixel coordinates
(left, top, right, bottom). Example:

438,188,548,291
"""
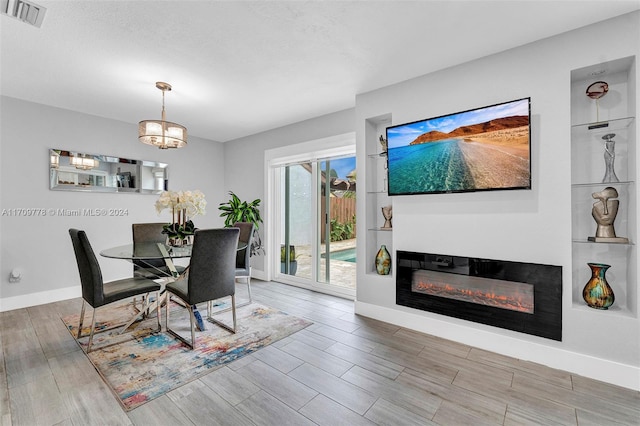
290,238,356,289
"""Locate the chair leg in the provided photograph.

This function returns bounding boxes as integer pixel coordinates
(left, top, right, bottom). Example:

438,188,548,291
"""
165,292,197,349
165,295,170,331
155,290,161,332
86,308,97,353
232,294,237,331
189,306,196,349
132,295,144,314
77,300,87,339
233,275,252,308
207,294,236,334
77,295,161,353
246,274,252,304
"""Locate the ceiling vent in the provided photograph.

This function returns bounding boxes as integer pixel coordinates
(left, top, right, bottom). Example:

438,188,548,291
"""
1,0,46,28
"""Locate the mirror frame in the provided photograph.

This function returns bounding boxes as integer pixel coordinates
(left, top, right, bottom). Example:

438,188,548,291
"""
49,149,168,194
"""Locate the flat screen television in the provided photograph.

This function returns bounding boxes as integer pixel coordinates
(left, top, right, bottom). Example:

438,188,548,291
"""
386,97,531,196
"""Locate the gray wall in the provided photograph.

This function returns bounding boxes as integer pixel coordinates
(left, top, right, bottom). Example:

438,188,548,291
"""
355,11,639,388
0,97,226,309
222,108,355,273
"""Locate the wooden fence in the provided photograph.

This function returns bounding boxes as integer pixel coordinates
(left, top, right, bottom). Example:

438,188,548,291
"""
321,196,356,242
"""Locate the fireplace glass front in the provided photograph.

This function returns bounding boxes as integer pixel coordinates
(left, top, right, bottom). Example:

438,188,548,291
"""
396,251,562,341
411,269,535,314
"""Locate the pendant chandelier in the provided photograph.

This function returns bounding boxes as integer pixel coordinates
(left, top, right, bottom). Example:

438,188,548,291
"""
138,82,187,149
70,154,99,170
50,151,60,169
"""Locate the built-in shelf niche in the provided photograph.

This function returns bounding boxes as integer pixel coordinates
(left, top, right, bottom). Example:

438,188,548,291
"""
365,113,393,277
570,55,637,317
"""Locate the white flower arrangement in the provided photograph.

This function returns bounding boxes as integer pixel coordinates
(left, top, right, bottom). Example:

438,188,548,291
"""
155,189,207,217
155,190,207,244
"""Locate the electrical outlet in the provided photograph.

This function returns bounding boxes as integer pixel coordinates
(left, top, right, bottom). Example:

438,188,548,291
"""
9,268,22,283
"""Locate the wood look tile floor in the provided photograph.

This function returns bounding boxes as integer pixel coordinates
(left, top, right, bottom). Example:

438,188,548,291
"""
2,280,639,425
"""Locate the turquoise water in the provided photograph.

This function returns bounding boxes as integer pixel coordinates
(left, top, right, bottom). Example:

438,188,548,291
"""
388,139,474,194
322,248,356,263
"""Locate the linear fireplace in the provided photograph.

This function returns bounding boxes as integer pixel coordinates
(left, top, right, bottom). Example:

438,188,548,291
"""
396,251,562,341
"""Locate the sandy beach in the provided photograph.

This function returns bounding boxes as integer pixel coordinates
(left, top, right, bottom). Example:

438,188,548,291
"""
462,126,530,159
457,127,530,188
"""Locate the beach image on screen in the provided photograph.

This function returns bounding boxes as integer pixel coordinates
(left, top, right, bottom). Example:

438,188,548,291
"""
387,98,530,195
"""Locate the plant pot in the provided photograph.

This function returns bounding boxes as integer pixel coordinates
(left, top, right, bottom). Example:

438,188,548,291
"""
167,235,194,247
280,244,297,275
281,260,297,276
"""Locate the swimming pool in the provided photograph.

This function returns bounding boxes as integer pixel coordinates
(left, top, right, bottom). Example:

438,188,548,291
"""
322,247,356,263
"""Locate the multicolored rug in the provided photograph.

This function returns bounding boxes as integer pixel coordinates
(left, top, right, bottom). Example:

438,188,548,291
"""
62,300,312,411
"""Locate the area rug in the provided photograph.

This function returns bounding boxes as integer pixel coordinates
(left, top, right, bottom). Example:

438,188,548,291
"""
62,300,312,411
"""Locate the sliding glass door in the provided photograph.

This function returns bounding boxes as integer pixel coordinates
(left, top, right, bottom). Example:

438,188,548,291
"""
279,163,313,281
318,157,356,289
272,150,356,297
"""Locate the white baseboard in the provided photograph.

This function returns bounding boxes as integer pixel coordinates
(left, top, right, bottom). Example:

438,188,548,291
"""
0,286,81,312
1,272,269,312
355,300,640,391
251,269,267,281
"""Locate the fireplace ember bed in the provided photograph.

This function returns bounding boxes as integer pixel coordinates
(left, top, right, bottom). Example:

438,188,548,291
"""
396,251,562,341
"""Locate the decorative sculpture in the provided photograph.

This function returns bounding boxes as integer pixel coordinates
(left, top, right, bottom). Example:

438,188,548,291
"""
381,205,392,229
586,80,608,123
588,187,628,243
379,135,388,154
601,133,619,183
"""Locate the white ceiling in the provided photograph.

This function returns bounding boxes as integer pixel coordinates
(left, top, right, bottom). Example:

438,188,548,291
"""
2,1,639,142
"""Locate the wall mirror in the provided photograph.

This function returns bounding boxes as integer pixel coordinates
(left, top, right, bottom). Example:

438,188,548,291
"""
49,149,168,194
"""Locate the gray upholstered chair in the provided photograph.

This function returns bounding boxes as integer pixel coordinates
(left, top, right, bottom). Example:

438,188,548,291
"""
132,223,185,279
165,227,240,349
233,221,255,306
69,229,161,353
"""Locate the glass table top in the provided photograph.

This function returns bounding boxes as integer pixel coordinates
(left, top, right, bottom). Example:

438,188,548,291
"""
100,242,193,260
99,242,247,260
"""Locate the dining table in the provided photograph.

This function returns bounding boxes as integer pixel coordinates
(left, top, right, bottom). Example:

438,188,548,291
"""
99,241,247,332
100,241,193,279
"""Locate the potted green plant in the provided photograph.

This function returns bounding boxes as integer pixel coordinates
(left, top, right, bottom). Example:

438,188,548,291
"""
280,244,297,276
161,220,196,246
218,191,264,256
